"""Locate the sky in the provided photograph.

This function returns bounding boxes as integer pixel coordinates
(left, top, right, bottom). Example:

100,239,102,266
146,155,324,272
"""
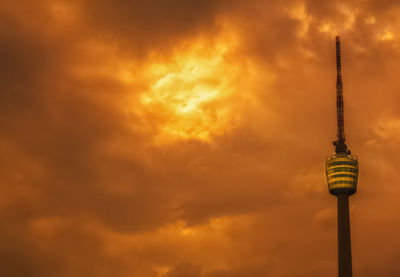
1,0,400,276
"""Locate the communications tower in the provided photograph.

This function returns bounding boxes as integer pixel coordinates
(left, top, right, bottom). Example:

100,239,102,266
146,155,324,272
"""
325,36,359,277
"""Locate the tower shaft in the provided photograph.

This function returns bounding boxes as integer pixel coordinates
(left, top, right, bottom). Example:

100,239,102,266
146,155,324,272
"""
337,194,353,277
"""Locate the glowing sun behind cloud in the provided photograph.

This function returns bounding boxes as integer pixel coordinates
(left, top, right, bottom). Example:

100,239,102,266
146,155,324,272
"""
139,34,249,143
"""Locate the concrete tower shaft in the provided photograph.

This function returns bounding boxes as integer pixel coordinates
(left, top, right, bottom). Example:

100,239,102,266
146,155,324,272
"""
337,194,352,277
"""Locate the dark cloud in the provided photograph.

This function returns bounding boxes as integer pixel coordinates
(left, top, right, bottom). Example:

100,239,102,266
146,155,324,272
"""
81,0,229,58
165,263,202,277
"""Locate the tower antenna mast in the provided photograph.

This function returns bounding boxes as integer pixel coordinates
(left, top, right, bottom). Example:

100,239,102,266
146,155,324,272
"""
334,36,348,154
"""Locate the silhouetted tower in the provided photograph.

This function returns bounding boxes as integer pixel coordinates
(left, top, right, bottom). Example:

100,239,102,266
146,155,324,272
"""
325,37,359,277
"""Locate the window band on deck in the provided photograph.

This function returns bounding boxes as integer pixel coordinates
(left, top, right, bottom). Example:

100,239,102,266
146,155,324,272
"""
327,167,357,174
327,161,357,167
327,174,357,180
329,180,357,186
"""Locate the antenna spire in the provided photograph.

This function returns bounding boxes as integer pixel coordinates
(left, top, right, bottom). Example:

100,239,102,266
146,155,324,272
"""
334,36,348,153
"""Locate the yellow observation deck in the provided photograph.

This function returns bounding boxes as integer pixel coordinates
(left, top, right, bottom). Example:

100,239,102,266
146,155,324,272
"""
325,153,359,196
